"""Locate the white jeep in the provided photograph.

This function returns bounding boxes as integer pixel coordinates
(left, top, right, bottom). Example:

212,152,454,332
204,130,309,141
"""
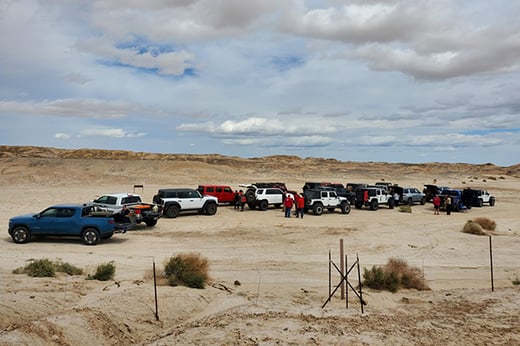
355,187,395,210
303,189,351,215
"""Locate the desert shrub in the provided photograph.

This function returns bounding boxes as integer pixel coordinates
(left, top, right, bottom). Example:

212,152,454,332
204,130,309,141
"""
13,259,83,277
363,258,429,293
512,277,520,286
55,261,83,276
398,205,412,213
473,217,496,231
463,220,486,235
22,259,56,277
87,261,116,281
164,253,209,289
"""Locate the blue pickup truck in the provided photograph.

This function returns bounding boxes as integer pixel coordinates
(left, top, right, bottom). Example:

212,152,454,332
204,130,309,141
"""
8,204,118,245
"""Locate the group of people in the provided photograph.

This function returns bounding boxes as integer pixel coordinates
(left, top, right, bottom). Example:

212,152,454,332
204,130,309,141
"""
432,194,452,215
283,192,305,218
233,190,247,211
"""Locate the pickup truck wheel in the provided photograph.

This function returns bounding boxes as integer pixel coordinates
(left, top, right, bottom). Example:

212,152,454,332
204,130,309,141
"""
313,203,323,216
489,198,495,206
82,228,100,245
11,226,30,244
259,200,269,211
145,220,158,227
370,200,379,211
165,205,180,218
340,203,351,215
205,203,217,215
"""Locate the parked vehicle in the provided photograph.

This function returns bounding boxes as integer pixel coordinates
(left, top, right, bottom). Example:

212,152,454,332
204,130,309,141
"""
8,204,117,245
253,187,284,210
88,193,160,227
423,184,450,202
395,187,426,205
461,188,496,207
197,185,236,204
303,182,355,204
303,189,351,215
153,188,218,218
355,187,395,210
439,189,470,212
239,182,287,209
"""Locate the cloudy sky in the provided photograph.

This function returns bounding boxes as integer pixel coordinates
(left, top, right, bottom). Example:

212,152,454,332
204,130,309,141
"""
1,0,519,165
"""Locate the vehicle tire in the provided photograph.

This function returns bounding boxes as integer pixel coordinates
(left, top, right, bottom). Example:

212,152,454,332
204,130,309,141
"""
489,198,495,206
407,198,413,206
420,197,426,205
245,190,256,205
340,202,351,215
145,220,158,227
355,202,362,209
478,199,483,207
313,203,323,216
82,228,100,245
259,200,269,211
388,198,395,209
205,203,217,215
370,199,378,211
327,208,335,212
165,205,180,218
11,226,30,244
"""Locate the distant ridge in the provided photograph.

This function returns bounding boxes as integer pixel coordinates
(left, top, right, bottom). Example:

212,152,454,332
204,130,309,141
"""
1,145,518,179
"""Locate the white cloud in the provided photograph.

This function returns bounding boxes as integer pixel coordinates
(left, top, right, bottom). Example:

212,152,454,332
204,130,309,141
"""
54,133,71,140
78,128,147,138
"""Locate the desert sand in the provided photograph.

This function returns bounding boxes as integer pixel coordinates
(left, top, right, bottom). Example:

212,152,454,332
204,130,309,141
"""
0,146,519,345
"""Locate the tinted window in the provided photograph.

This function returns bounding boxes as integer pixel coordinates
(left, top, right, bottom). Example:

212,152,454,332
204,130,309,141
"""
207,187,215,193
41,208,58,217
216,187,222,192
224,187,232,193
57,208,75,217
122,196,141,204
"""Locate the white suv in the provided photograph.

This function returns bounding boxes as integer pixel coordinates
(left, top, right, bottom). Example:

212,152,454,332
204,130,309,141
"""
254,188,284,210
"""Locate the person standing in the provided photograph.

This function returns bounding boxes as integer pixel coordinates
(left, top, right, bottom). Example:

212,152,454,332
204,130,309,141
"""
295,193,305,218
445,195,452,215
233,190,240,210
284,194,294,218
432,195,441,215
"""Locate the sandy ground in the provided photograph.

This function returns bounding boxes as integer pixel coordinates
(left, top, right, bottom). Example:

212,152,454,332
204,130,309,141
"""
0,147,519,345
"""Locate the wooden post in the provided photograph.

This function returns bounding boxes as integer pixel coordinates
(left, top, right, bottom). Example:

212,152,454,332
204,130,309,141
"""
153,259,159,320
340,239,345,300
489,236,494,292
328,250,332,302
345,254,349,309
357,253,364,314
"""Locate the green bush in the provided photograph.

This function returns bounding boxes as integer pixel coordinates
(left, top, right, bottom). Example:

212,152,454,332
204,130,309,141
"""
55,261,83,275
22,259,56,277
463,220,486,235
164,253,209,289
363,258,429,292
87,261,116,281
398,205,412,213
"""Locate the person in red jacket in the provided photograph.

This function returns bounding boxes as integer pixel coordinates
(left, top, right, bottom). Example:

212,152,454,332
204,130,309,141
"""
284,194,294,218
295,193,305,218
